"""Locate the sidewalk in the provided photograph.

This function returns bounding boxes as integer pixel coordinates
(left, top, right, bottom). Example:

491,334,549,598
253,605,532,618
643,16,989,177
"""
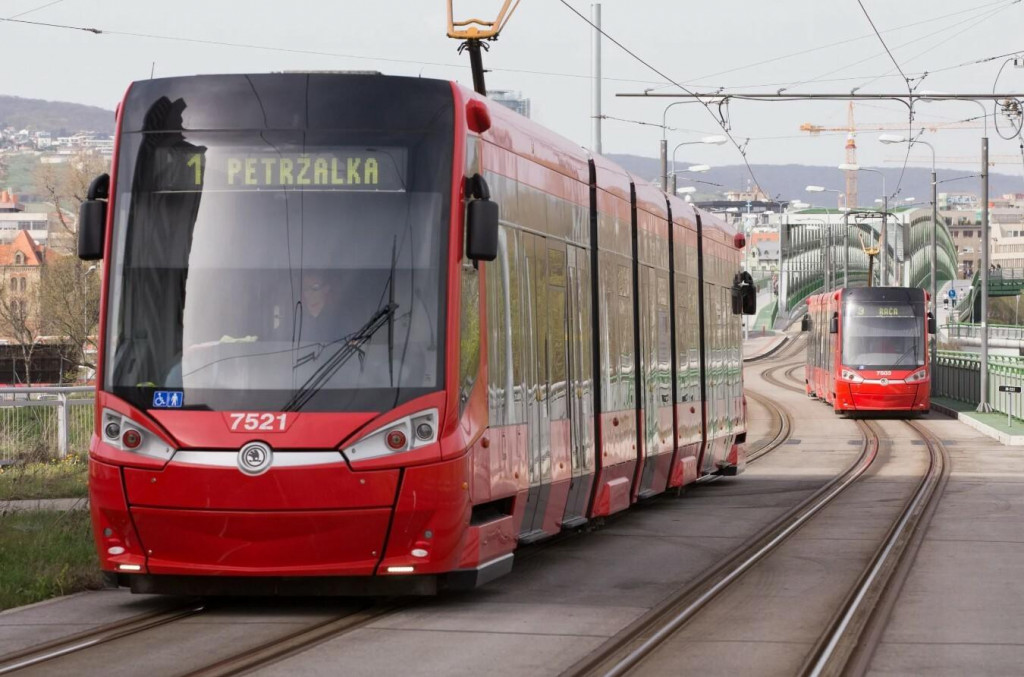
932,397,1024,446
743,334,789,362
0,498,88,513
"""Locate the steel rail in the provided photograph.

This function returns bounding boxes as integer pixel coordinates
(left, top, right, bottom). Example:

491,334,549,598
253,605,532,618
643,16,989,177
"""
566,382,878,676
744,389,792,462
802,419,951,677
0,603,206,675
182,604,398,677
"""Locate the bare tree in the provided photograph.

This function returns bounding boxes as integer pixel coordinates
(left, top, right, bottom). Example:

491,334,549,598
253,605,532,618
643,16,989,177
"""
38,255,101,373
0,284,41,384
29,153,109,378
34,152,109,253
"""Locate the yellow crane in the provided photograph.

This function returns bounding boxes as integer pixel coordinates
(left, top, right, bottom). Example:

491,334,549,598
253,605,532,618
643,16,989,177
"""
802,104,984,209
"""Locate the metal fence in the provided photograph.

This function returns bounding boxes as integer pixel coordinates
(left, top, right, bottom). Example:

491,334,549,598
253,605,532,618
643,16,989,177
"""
0,387,94,461
933,351,1024,420
946,323,1024,342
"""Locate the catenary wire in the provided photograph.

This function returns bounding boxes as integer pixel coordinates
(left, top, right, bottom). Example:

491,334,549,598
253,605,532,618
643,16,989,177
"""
557,0,771,198
648,0,1017,93
6,0,65,19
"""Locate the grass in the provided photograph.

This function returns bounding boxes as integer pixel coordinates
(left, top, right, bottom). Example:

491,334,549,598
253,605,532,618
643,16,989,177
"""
0,509,102,610
0,455,89,501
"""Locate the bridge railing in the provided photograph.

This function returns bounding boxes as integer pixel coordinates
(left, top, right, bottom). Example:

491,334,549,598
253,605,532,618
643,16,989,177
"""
0,386,94,461
946,323,1024,342
933,351,1024,419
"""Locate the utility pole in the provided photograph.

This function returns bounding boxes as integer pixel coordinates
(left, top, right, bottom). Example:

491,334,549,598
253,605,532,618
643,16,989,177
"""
979,136,992,412
880,193,888,286
843,210,849,287
591,3,602,155
930,168,938,368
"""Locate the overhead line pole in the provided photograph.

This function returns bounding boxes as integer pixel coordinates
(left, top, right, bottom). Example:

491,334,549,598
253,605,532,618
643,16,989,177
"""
591,3,602,154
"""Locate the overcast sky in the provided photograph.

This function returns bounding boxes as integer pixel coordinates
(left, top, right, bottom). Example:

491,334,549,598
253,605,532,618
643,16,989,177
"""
3,0,1024,182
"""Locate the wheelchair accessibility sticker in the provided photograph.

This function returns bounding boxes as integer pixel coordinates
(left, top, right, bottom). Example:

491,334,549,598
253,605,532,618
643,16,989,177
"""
153,391,184,408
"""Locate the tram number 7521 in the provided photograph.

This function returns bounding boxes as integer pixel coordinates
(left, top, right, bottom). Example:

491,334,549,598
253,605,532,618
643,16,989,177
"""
228,413,289,432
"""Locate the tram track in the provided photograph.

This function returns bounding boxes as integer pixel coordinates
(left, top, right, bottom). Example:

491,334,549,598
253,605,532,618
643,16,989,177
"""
0,603,206,675
0,599,399,677
568,341,952,676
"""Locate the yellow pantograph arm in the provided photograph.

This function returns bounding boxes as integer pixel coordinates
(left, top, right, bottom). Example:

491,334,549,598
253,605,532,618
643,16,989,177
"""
447,0,521,39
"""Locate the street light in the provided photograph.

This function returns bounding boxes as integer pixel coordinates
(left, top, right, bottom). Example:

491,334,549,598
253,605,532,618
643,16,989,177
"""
839,163,888,285
918,92,992,412
879,133,938,364
667,136,724,192
806,185,847,289
658,97,726,190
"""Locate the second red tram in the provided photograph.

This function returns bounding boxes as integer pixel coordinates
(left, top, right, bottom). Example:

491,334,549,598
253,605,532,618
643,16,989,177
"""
77,73,755,595
804,287,934,414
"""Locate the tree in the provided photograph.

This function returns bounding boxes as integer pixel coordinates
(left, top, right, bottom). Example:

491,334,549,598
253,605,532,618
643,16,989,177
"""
29,152,109,378
38,255,101,373
0,282,41,384
33,152,109,254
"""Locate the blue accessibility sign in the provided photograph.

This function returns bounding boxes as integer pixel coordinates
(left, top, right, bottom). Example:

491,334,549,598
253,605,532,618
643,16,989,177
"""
152,390,183,408
948,288,957,300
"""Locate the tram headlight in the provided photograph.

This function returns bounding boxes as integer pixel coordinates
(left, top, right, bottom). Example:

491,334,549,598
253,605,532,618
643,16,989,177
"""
344,408,439,461
841,369,864,383
100,408,174,460
905,368,929,383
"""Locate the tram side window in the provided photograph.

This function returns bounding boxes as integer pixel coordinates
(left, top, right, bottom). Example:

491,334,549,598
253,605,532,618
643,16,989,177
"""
486,228,510,426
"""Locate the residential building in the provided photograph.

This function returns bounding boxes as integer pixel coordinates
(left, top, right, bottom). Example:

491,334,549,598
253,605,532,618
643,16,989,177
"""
0,230,54,337
490,90,531,118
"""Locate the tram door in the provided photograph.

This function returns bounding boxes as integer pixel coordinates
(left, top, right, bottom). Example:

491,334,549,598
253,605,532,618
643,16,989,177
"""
519,233,552,540
562,246,595,527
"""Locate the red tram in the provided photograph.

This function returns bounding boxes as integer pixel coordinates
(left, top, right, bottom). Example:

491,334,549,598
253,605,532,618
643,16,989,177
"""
803,287,934,415
78,73,755,595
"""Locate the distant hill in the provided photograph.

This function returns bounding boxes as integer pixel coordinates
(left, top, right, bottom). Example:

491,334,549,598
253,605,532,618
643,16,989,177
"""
606,154,1024,206
0,96,114,135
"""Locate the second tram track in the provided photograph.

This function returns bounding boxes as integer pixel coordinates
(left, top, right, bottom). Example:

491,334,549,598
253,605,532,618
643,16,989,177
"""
566,336,952,676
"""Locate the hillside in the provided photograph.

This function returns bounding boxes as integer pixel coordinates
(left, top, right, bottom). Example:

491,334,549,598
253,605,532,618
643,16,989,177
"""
607,154,1024,207
0,96,114,135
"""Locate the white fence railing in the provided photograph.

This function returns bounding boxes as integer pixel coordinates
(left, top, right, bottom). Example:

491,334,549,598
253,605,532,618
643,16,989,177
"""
0,386,94,461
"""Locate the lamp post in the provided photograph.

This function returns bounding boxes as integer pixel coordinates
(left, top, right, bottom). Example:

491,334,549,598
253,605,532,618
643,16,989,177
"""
839,164,888,285
806,185,846,290
919,93,991,411
879,134,937,319
667,137,726,193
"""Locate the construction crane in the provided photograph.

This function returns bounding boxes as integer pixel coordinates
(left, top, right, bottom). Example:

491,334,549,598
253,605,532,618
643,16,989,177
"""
844,103,857,211
803,104,985,209
800,120,984,134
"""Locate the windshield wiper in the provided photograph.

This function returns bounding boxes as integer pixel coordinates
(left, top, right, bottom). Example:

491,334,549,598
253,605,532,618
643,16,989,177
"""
891,343,919,367
282,302,398,412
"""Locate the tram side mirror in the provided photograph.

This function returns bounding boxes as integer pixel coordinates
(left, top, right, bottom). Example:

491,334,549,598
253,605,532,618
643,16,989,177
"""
829,312,839,334
801,315,810,332
465,174,498,262
927,312,937,334
78,173,109,261
732,271,757,315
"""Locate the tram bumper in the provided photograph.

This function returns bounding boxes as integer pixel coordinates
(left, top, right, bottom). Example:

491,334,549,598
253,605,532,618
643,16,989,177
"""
97,450,486,593
836,382,928,412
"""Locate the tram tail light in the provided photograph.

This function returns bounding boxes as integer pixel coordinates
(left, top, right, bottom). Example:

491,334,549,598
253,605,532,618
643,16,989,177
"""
906,368,929,383
344,409,439,461
841,369,864,383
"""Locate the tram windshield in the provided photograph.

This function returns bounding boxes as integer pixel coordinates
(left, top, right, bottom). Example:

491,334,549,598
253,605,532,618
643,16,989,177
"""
841,302,925,370
104,77,453,412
